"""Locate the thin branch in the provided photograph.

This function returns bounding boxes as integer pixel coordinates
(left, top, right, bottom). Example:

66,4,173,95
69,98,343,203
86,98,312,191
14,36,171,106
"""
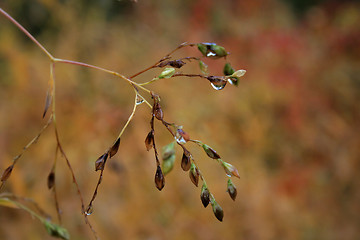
0,8,54,60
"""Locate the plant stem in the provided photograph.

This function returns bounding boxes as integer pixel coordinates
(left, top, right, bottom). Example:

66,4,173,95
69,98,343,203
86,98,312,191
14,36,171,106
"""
0,8,54,60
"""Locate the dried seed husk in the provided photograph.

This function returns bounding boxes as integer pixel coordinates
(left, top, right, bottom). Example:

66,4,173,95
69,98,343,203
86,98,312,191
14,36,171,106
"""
181,149,191,171
200,184,210,208
153,102,163,120
155,165,165,191
189,163,199,187
109,138,120,158
1,165,14,181
95,153,108,171
145,131,154,151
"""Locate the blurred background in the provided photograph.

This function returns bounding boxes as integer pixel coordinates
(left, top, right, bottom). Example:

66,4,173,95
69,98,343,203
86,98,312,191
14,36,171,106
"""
0,0,359,239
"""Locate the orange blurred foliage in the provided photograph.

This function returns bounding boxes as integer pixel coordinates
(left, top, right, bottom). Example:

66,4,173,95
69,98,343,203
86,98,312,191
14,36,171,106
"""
0,0,359,239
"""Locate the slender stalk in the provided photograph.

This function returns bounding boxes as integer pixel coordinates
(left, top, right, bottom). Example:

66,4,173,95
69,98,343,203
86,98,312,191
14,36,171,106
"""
54,58,152,94
0,8,54,60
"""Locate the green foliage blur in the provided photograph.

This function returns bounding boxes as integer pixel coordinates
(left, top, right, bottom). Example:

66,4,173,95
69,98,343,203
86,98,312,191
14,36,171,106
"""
0,0,359,239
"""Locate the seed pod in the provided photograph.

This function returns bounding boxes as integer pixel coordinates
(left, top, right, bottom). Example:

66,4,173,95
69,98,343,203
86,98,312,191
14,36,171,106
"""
162,142,175,160
43,220,70,239
227,179,237,201
145,131,154,151
199,60,208,74
181,149,191,171
197,43,228,59
47,171,55,189
223,63,235,76
211,199,224,222
158,67,176,79
210,44,228,58
109,138,120,158
1,165,14,181
155,165,165,191
200,184,210,208
95,153,108,171
177,129,190,142
189,163,199,187
153,102,163,120
168,60,186,68
231,69,246,78
222,161,240,178
202,144,221,159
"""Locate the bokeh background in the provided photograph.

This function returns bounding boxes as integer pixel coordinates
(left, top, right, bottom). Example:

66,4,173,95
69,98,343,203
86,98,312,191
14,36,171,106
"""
0,0,359,239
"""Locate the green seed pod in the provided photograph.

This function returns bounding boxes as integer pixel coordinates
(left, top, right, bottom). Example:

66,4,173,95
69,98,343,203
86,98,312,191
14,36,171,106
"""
227,179,237,201
158,67,176,79
210,45,228,58
223,63,235,76
197,43,208,56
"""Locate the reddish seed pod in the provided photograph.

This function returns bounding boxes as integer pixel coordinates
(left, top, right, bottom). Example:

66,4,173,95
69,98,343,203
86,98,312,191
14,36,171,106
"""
189,163,199,187
155,165,165,191
145,131,154,151
153,102,163,120
109,138,120,158
95,153,108,171
1,165,14,181
200,184,210,208
181,149,191,171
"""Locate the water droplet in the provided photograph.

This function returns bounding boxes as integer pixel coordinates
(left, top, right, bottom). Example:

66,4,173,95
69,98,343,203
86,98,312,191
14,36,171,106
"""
136,96,144,105
206,51,216,57
174,134,186,144
85,205,94,216
210,82,226,90
225,173,232,177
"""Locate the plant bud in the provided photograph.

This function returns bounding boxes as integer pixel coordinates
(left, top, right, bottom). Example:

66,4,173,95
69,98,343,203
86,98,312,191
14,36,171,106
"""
177,128,190,142
145,131,154,151
189,163,199,187
158,67,176,79
200,184,210,208
223,63,235,76
181,149,191,171
43,220,70,239
227,179,237,201
211,199,224,222
155,165,165,191
199,60,208,74
162,154,175,175
221,161,240,178
169,60,186,68
95,153,108,171
109,138,120,158
47,171,55,189
1,165,14,181
197,43,228,59
210,44,228,58
231,69,246,78
153,102,163,120
202,144,221,159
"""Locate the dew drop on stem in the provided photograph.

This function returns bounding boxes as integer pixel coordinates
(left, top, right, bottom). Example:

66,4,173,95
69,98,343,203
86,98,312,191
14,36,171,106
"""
85,205,94,216
136,96,144,105
210,81,227,90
